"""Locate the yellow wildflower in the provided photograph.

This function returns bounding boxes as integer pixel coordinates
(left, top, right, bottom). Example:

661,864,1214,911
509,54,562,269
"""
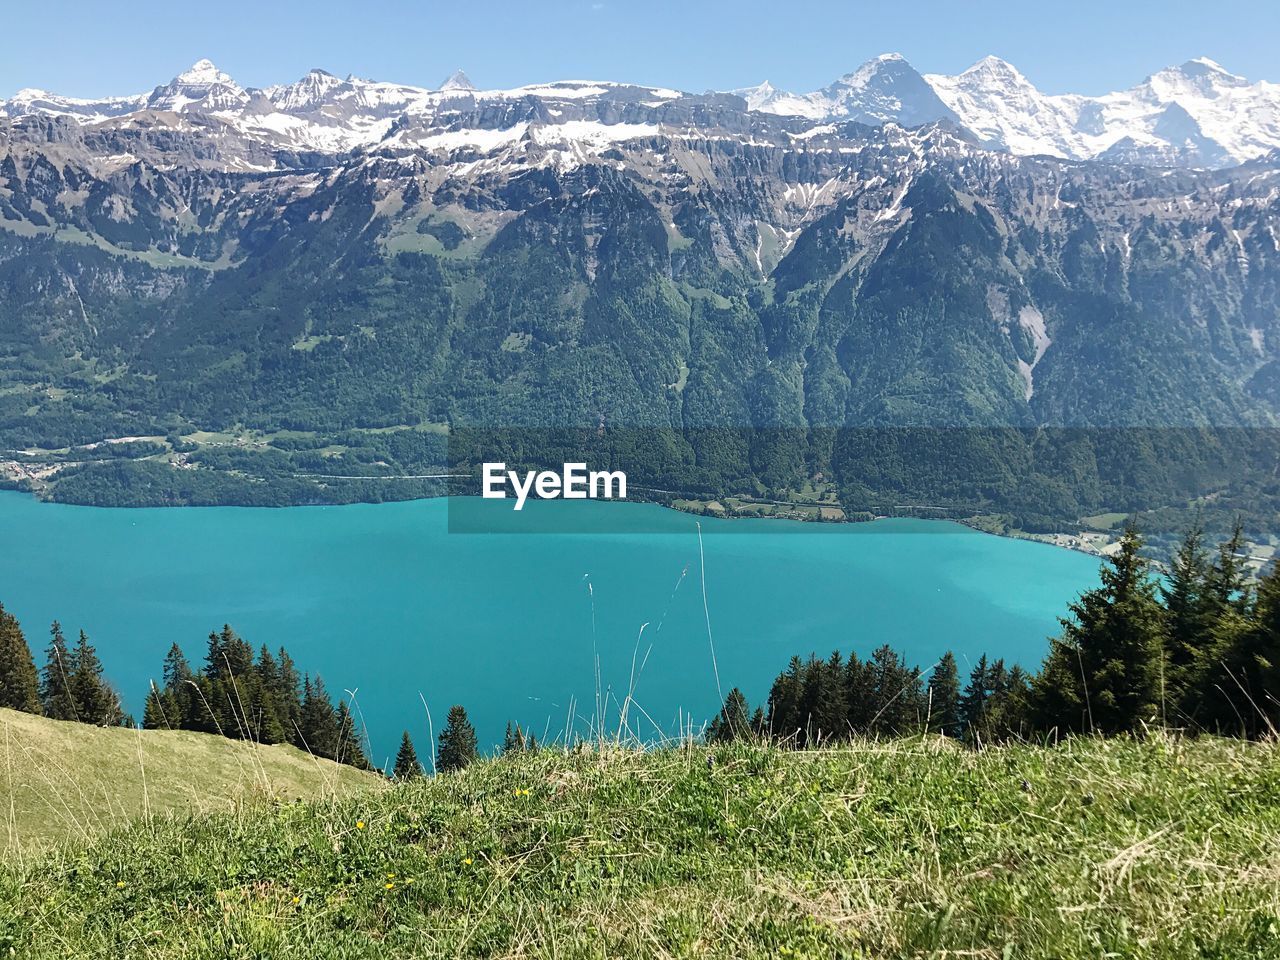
356,820,366,830
115,880,126,889
462,857,474,866
385,882,395,890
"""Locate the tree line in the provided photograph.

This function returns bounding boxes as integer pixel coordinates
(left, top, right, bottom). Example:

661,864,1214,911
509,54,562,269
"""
0,614,373,771
710,523,1278,745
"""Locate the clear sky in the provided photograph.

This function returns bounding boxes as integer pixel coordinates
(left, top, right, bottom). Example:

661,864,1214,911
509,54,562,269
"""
3,0,1278,100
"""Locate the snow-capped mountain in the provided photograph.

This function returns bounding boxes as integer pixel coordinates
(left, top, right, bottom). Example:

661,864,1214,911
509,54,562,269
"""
736,53,957,127
144,58,254,113
743,55,1280,168
2,56,1279,169
919,55,1280,167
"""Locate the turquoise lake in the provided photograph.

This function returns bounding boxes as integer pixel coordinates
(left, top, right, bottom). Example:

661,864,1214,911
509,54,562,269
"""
0,492,1100,766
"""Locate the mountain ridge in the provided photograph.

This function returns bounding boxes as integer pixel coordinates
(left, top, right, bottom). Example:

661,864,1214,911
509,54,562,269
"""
4,54,1280,170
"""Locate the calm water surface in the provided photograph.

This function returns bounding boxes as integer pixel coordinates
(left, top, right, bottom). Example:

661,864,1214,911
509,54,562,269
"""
0,493,1099,764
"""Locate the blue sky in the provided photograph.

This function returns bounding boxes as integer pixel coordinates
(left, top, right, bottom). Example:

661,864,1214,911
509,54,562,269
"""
3,0,1278,99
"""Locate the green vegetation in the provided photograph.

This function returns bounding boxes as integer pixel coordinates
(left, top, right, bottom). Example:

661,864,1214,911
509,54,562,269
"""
1,606,374,772
738,524,1279,746
0,707,378,856
1,736,1276,957
3,156,1280,536
393,731,424,781
437,705,478,773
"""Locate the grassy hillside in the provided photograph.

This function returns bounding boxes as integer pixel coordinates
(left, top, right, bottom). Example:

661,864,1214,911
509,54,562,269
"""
1,734,1277,958
0,708,380,857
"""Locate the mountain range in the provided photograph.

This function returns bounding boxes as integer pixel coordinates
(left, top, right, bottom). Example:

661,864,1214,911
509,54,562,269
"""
4,54,1280,169
1,54,1279,526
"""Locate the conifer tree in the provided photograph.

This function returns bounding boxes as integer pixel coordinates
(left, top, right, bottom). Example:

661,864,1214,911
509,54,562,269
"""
1206,521,1251,615
394,731,423,780
809,652,850,742
1198,561,1279,737
335,699,371,770
1162,525,1214,697
927,651,962,736
142,682,171,730
844,652,876,732
249,645,287,745
0,602,41,714
707,687,752,743
160,642,193,727
297,675,340,758
437,705,477,772
1031,524,1166,734
70,630,122,726
41,621,77,721
765,655,805,742
502,721,528,754
867,644,922,736
276,647,303,738
204,628,226,682
960,654,991,736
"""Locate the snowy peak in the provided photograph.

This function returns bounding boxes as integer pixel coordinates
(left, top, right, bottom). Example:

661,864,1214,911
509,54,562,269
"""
955,55,1029,86
824,53,957,126
3,54,1279,170
440,69,476,93
146,59,250,112
174,59,233,86
744,54,957,126
1151,57,1250,95
266,68,347,112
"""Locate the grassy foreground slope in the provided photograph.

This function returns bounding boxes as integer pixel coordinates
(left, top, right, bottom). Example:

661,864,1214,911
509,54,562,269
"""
0,708,379,857
2,736,1278,958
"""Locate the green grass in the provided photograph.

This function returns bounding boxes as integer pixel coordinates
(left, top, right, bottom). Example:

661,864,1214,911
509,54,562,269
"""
2,733,1278,957
0,709,379,858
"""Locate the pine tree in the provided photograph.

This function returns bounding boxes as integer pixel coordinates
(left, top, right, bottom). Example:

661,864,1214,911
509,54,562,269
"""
159,642,194,727
707,687,752,743
765,655,805,743
437,704,477,772
1162,525,1214,699
811,652,850,742
1206,521,1251,616
867,645,923,736
142,682,171,729
927,651,962,736
276,647,303,739
0,602,41,714
335,699,371,770
844,652,876,733
394,731,423,780
502,721,528,754
250,645,287,745
204,628,226,682
1031,524,1166,734
70,631,122,726
297,675,340,759
960,654,991,736
217,626,255,681
1197,561,1279,737
40,621,78,720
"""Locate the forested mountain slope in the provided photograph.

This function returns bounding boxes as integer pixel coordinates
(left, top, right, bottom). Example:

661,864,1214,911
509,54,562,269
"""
2,71,1279,526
